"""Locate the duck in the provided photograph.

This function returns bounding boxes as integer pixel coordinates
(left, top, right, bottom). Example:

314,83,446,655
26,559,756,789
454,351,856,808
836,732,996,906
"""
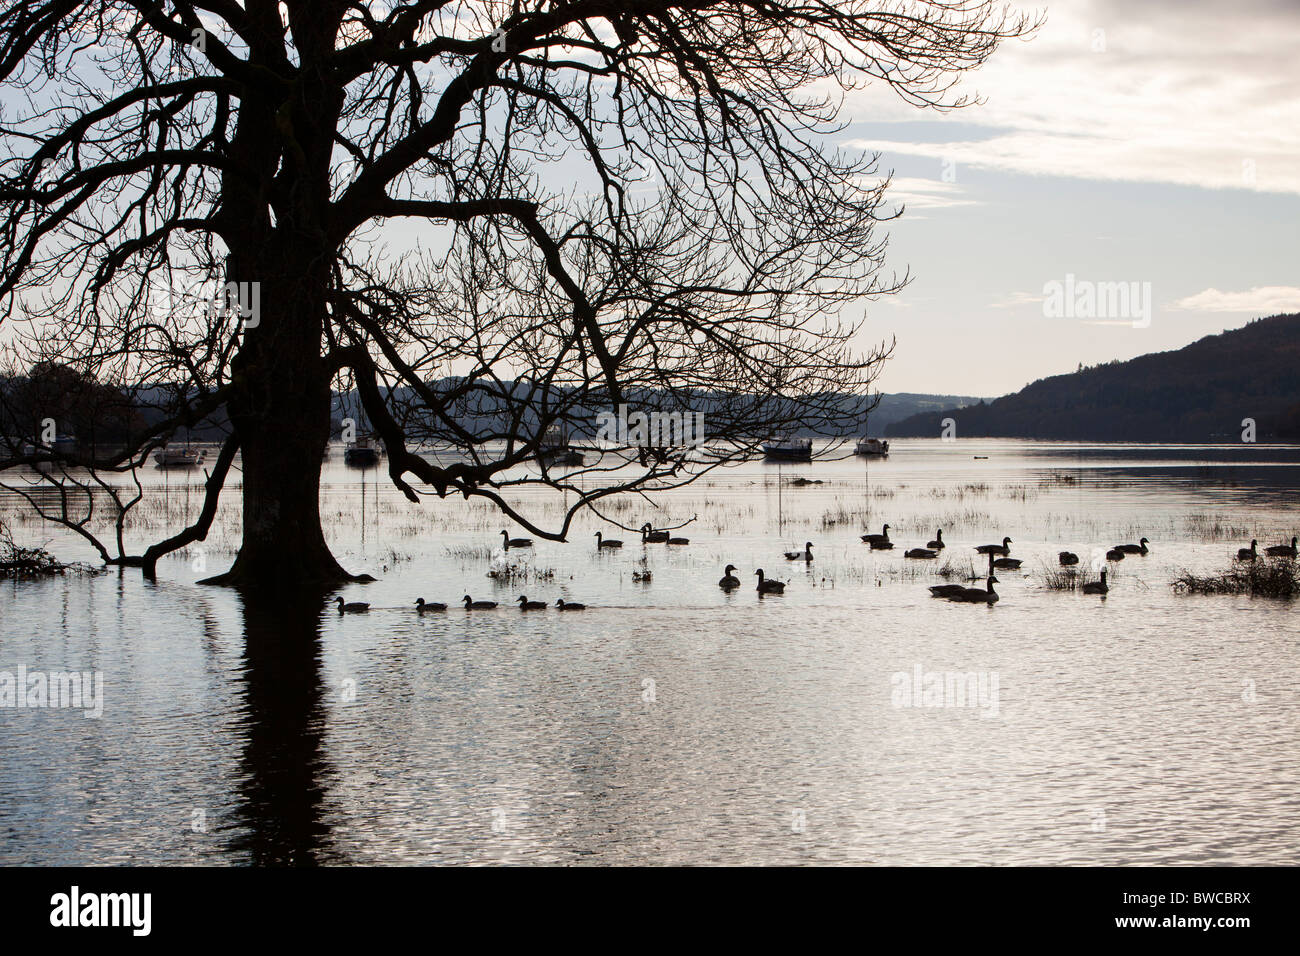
1236,540,1258,561
926,529,945,550
1058,551,1079,566
1114,537,1149,555
1082,570,1108,595
784,541,814,561
516,595,547,610
415,598,447,612
500,529,533,549
951,575,999,605
974,536,1011,556
928,583,967,598
640,523,670,543
555,599,586,610
755,569,785,594
1105,548,1126,561
719,565,741,590
1264,536,1297,558
462,594,498,609
904,548,937,559
860,523,890,545
594,531,623,549
335,597,370,614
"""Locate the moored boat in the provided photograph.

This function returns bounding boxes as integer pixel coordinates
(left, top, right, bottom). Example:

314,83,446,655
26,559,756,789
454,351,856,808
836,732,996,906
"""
854,437,890,457
763,435,812,461
154,443,205,468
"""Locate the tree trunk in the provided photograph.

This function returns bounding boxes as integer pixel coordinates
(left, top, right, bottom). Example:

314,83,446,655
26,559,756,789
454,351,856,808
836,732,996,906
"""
201,254,362,592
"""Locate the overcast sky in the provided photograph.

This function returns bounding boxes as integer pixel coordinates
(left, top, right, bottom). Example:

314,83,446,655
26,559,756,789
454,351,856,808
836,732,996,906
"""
839,0,1300,397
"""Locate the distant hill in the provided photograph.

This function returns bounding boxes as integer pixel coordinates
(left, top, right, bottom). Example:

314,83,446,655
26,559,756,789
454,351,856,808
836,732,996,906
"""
885,313,1300,441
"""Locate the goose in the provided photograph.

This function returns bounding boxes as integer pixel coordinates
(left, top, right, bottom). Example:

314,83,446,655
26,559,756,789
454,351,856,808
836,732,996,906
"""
1114,537,1149,555
1082,570,1108,595
719,564,741,590
594,531,623,549
516,595,547,610
1264,536,1297,558
991,555,1022,570
1058,551,1079,566
1105,548,1126,561
500,529,533,549
904,548,937,559
974,537,1011,556
640,523,669,543
951,575,999,605
335,597,370,614
860,523,890,545
555,599,586,610
415,598,447,613
462,594,498,609
666,535,690,545
1236,540,1258,561
755,569,785,594
928,583,967,598
926,529,945,550
784,541,814,561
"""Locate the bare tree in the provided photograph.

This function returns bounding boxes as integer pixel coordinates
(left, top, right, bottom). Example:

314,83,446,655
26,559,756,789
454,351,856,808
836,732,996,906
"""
0,1,1036,590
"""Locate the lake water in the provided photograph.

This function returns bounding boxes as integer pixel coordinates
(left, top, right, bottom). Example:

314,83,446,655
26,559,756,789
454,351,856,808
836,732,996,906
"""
2,439,1298,865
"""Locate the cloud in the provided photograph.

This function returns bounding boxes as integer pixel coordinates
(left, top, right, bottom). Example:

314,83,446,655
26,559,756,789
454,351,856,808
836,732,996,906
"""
989,291,1045,309
841,0,1300,195
879,177,981,211
1172,286,1300,313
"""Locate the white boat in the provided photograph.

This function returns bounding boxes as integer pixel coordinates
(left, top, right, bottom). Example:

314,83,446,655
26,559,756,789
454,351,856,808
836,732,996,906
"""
154,444,206,468
763,435,812,461
537,424,584,466
344,437,381,466
855,437,890,457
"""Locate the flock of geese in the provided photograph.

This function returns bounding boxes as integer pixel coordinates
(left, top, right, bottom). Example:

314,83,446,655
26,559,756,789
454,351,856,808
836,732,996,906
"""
332,525,1300,614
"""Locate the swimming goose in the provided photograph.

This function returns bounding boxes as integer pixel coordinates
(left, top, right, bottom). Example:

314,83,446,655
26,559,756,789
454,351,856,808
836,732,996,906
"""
462,595,499,609
555,599,586,610
1082,570,1108,595
974,537,1012,556
1236,540,1258,561
755,569,786,594
1105,548,1126,561
719,565,741,590
784,542,814,561
860,523,890,545
594,531,623,549
500,529,533,549
516,595,547,610
335,597,370,613
640,523,670,543
415,598,447,612
926,529,945,550
1264,536,1297,557
951,575,999,605
666,536,690,545
991,555,1022,570
1114,537,1149,555
1058,551,1079,566
928,584,967,598
905,548,937,559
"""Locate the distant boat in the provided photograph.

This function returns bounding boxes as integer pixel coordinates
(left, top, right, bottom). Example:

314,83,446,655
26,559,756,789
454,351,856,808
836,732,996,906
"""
154,443,205,468
537,425,584,466
763,435,812,462
343,437,380,466
854,437,890,457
